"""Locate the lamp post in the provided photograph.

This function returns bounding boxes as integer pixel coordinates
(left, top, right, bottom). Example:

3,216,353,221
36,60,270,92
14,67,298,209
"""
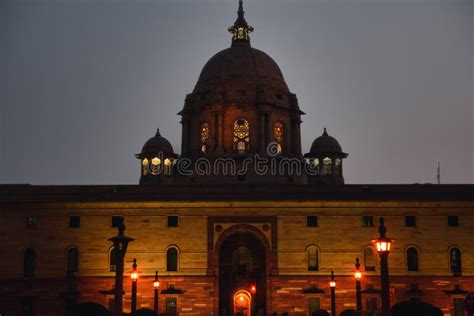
108,221,134,316
131,259,138,314
372,217,394,316
329,271,336,316
153,271,160,314
354,257,362,312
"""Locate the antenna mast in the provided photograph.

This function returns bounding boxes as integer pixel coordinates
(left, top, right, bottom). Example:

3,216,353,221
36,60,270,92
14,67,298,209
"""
437,161,440,184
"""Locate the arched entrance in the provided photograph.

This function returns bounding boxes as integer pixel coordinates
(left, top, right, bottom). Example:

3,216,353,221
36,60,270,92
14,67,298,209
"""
218,229,267,316
233,289,252,316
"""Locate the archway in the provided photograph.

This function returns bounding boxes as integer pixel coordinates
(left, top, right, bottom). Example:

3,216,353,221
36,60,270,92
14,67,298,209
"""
218,229,267,316
233,289,252,316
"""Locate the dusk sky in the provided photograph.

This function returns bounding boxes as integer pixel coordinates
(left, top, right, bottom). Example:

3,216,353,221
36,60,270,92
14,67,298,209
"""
0,0,472,185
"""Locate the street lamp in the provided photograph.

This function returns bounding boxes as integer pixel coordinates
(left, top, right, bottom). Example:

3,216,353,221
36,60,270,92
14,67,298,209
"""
372,217,394,316
108,221,134,316
354,257,362,311
329,270,336,316
131,258,138,314
153,271,160,314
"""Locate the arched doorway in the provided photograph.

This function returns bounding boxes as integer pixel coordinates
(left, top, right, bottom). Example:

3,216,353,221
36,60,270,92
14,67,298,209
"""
218,230,267,316
233,289,252,316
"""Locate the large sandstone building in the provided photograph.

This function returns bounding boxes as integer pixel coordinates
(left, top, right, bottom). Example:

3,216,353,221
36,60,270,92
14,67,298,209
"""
0,1,472,316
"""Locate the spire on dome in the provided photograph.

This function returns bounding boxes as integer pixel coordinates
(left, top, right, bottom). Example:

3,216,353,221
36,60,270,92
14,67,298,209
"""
228,0,254,45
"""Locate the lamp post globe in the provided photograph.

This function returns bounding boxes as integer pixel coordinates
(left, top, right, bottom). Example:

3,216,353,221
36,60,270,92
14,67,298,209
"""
108,221,134,316
131,258,138,314
354,257,362,311
372,217,394,316
329,271,336,316
153,271,159,314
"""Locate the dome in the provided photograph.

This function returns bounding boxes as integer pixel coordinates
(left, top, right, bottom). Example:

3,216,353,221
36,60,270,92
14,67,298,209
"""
307,128,346,155
138,129,176,157
193,42,289,94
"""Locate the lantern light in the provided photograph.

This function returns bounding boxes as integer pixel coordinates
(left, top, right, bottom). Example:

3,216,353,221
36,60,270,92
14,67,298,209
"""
250,285,256,294
371,218,394,256
354,270,362,281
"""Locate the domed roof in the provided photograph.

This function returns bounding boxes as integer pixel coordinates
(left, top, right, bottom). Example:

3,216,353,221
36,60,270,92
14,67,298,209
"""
192,1,288,95
193,43,289,94
307,128,347,156
138,129,175,157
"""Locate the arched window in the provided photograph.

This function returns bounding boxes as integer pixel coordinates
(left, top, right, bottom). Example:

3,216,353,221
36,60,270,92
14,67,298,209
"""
307,246,319,271
67,248,79,274
273,122,283,154
109,248,117,272
151,157,161,175
142,158,149,176
334,158,341,176
24,248,36,278
406,247,419,271
364,247,376,271
450,248,462,275
233,119,250,154
163,158,172,175
200,122,209,153
313,158,320,175
167,247,178,272
322,157,332,175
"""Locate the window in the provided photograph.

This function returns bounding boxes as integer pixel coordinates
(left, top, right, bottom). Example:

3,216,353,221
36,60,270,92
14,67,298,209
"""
200,122,209,153
313,159,320,175
364,247,376,271
109,248,117,272
233,247,252,275
108,298,115,313
168,216,178,227
163,158,172,175
142,158,149,176
322,157,332,175
307,215,318,227
334,158,342,175
67,248,79,274
233,119,250,154
363,215,374,227
450,248,462,275
24,248,36,278
448,215,459,227
273,122,283,154
405,215,416,227
406,247,419,271
453,298,464,316
167,247,178,271
366,298,378,311
151,157,161,175
26,216,38,229
69,216,80,228
111,216,123,228
166,298,177,316
308,298,321,315
307,246,319,271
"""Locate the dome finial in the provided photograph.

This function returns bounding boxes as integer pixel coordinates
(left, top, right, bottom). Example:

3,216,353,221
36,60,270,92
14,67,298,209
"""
323,127,328,136
155,128,161,137
228,0,254,45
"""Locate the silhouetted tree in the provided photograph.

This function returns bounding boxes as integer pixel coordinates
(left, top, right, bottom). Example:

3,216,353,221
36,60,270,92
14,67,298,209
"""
391,301,443,316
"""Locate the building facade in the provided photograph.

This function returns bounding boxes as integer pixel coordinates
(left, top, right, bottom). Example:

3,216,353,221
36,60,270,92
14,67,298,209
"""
0,1,473,316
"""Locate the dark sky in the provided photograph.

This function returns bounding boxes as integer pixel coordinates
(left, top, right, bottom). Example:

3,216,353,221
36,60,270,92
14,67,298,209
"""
1,0,473,185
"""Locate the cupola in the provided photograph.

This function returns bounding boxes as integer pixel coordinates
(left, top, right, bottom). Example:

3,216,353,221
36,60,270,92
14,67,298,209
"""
304,128,348,184
136,129,178,184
